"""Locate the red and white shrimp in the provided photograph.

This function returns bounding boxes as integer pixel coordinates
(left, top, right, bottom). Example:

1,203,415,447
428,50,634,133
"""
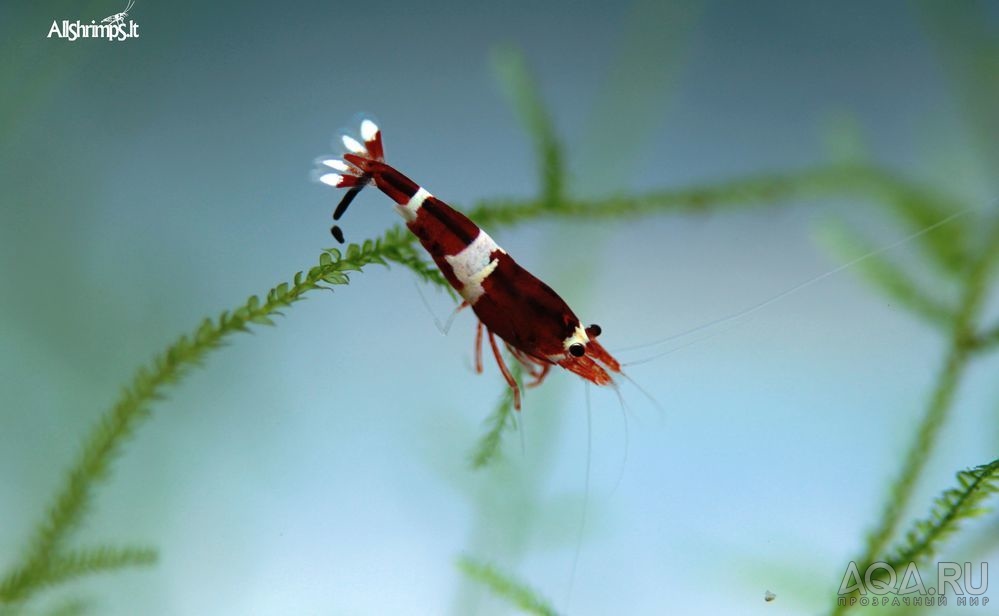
316,119,620,409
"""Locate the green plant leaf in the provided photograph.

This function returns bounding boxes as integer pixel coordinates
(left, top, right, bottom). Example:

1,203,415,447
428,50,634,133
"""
457,555,559,616
491,46,564,208
469,362,523,469
887,459,999,567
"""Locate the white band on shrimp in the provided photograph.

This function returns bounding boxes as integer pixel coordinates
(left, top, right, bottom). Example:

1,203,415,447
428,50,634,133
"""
445,230,505,304
395,187,429,222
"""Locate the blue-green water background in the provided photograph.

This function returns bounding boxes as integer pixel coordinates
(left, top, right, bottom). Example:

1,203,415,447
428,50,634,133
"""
2,1,997,614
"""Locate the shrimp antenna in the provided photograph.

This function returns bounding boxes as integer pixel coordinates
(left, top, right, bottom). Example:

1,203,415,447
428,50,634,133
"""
565,382,593,612
615,206,973,359
124,0,135,12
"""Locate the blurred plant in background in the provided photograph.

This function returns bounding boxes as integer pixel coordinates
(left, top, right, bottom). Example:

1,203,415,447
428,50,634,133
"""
1,1,997,614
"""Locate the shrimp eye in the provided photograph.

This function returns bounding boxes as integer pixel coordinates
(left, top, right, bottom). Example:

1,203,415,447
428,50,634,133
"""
569,343,585,357
586,323,602,337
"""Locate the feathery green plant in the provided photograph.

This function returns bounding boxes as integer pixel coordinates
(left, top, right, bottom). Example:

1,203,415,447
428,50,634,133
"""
2,546,157,601
0,231,445,606
457,556,560,616
829,213,999,614
832,458,999,608
886,459,999,569
492,47,564,208
469,362,523,469
823,5,999,609
820,223,955,329
4,30,998,614
4,164,977,610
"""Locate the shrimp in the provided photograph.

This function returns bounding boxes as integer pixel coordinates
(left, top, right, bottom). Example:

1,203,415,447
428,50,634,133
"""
316,119,620,409
315,118,972,411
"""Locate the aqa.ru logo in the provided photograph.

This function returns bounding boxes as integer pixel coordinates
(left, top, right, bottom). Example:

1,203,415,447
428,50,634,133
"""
47,0,139,42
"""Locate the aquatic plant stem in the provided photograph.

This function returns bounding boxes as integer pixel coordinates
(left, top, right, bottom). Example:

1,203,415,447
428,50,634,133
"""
0,235,415,604
833,219,999,614
457,556,559,616
886,458,999,569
